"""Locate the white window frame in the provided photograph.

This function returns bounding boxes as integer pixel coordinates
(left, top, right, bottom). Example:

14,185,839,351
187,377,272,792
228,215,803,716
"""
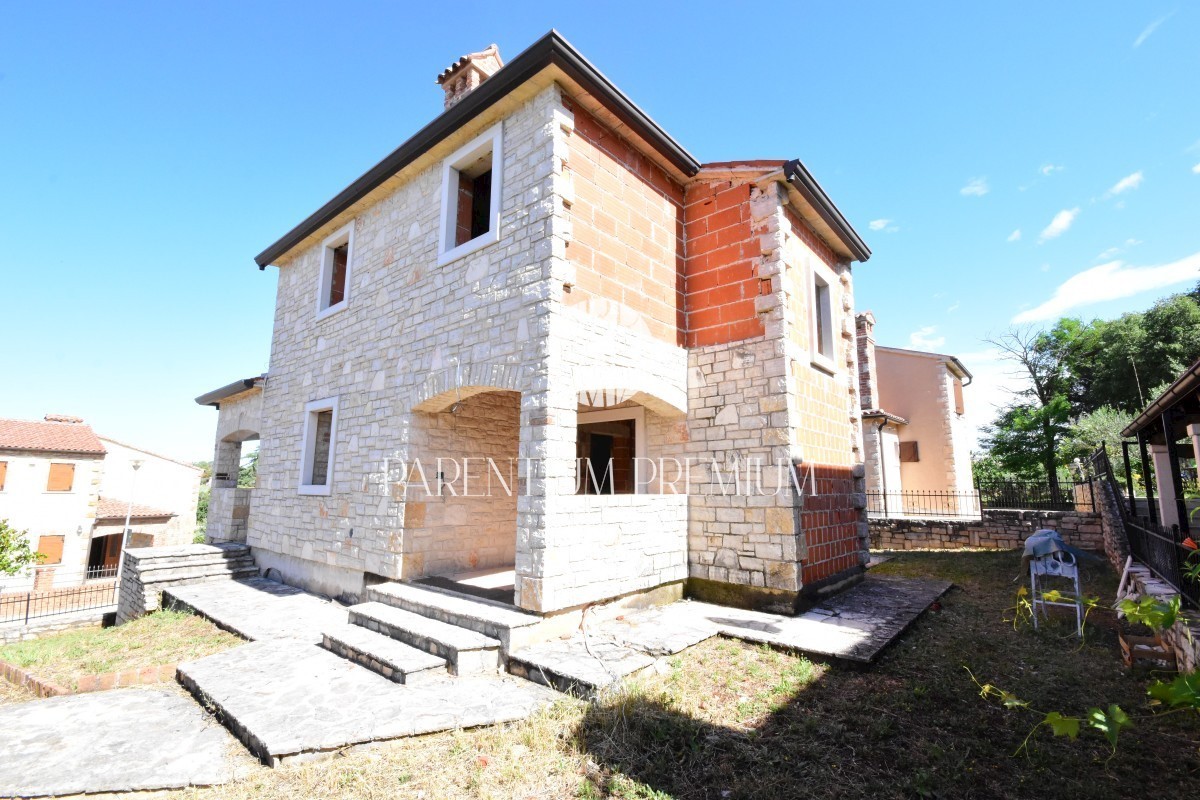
437,123,503,266
298,396,339,496
809,261,837,374
315,222,355,321
576,406,648,495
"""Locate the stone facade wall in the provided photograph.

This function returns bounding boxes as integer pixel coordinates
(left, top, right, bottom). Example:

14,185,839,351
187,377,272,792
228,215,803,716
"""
250,84,560,601
207,487,252,544
869,509,1105,552
531,494,687,611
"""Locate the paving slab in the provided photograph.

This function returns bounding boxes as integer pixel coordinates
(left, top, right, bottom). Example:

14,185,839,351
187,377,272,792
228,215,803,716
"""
602,603,721,655
508,637,657,696
165,577,349,644
0,687,246,796
178,639,558,765
671,575,952,663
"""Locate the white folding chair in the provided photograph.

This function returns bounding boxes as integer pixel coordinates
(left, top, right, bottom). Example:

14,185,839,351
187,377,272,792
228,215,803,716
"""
1029,550,1083,636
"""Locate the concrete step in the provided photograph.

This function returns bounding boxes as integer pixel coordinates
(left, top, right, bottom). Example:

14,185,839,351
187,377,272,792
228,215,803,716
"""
347,602,501,676
366,582,542,651
140,563,258,587
321,623,447,684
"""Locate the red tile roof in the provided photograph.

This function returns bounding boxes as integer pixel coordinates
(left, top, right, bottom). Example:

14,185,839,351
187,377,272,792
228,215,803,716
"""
0,417,106,455
95,497,175,520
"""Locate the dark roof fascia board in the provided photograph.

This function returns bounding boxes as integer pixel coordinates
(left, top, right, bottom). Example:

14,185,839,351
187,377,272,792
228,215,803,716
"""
254,30,701,269
1122,356,1200,438
195,377,264,408
783,159,871,263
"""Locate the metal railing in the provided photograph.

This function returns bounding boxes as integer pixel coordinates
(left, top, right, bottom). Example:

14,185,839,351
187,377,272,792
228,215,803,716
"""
0,572,119,625
868,481,1095,519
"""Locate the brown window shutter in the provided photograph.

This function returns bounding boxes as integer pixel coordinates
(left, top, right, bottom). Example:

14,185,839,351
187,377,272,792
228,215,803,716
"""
36,535,64,564
953,379,965,415
0,461,6,491
899,441,920,463
47,462,75,492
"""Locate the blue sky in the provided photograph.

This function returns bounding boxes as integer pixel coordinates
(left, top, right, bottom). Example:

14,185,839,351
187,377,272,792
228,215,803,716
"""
1,2,1197,461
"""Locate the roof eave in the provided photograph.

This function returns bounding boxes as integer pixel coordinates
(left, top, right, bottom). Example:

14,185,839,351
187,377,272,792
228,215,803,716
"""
1122,356,1200,438
195,376,264,408
783,159,871,263
254,30,701,269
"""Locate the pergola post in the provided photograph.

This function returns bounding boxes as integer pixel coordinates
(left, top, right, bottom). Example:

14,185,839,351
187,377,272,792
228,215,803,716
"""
1162,410,1190,535
1138,431,1158,527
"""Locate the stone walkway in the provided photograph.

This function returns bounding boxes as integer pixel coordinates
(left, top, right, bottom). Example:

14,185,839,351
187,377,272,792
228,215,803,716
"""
509,574,952,694
178,639,558,766
165,577,348,643
0,687,248,796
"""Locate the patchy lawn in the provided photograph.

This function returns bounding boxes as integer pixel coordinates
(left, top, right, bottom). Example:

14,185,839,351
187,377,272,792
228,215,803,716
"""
0,675,37,706
0,609,242,691
161,551,1199,799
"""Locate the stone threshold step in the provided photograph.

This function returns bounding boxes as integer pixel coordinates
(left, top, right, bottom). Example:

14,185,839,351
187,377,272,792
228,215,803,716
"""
136,554,257,572
321,623,447,684
367,582,540,650
140,566,259,586
507,638,657,698
348,602,501,676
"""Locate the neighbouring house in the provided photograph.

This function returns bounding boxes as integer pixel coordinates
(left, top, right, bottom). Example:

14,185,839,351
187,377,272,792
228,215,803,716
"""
199,32,874,616
0,415,201,591
856,312,975,516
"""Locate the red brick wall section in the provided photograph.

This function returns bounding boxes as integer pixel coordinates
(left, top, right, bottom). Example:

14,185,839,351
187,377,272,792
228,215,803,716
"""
683,181,766,347
563,98,685,345
797,463,864,585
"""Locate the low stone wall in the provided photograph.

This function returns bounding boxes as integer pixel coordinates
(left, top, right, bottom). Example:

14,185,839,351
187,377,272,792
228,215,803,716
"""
116,543,258,623
1123,561,1200,673
0,607,112,645
869,509,1104,552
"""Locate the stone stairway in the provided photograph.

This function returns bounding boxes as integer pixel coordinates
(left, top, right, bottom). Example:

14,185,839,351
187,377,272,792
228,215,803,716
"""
119,543,259,623
317,580,546,683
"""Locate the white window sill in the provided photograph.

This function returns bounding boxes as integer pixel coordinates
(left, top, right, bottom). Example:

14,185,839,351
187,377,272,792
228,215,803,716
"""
809,354,837,376
315,300,348,322
437,228,498,267
298,484,331,497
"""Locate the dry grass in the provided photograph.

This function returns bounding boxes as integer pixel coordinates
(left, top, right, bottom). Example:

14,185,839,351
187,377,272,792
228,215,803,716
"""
0,609,242,691
116,553,1200,798
0,674,37,706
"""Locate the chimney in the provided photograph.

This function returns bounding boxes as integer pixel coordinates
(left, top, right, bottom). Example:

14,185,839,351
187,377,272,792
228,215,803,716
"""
44,414,84,424
855,312,878,410
436,44,504,111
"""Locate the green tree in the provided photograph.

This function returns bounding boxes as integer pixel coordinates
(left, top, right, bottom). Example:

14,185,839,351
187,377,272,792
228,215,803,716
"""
1060,406,1136,478
0,519,43,576
237,449,258,488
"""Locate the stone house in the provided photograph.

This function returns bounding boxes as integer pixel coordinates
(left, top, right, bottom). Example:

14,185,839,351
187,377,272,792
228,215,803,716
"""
199,32,874,616
0,415,201,591
856,312,975,514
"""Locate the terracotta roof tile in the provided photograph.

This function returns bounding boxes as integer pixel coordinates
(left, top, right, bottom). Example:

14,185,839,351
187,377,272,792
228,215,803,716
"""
95,497,175,520
0,418,106,455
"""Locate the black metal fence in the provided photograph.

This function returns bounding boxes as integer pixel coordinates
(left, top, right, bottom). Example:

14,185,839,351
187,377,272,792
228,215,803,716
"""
867,481,1095,519
0,576,119,625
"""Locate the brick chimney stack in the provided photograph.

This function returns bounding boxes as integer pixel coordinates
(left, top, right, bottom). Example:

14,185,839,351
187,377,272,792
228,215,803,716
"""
44,414,84,424
856,312,878,410
436,44,503,110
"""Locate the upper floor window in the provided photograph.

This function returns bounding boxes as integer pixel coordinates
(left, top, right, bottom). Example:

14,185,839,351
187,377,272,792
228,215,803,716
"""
317,222,354,319
298,397,338,496
438,123,503,264
46,462,75,492
810,265,836,372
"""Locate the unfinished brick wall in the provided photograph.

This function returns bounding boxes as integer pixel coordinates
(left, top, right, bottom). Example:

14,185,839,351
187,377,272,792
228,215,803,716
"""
798,463,867,590
683,180,765,347
563,99,684,345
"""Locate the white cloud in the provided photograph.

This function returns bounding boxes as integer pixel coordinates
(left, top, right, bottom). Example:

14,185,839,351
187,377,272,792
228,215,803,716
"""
1038,207,1080,242
908,325,946,349
947,302,960,313
1134,12,1174,47
1040,164,1064,176
1012,251,1200,323
1193,163,1200,174
1104,170,1144,198
868,218,889,231
1007,229,1021,242
1097,247,1120,260
960,177,989,197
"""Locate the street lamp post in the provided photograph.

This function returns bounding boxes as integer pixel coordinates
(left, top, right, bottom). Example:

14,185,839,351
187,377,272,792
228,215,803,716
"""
114,459,144,589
